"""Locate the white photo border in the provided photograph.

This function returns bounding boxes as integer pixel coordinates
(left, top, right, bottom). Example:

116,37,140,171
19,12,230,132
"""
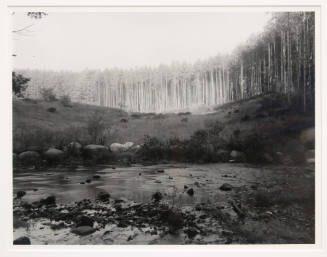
0,1,326,257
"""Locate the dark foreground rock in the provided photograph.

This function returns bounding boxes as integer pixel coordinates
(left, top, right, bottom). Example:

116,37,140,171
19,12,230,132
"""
152,192,163,202
16,191,26,198
97,192,110,202
71,226,96,236
75,215,94,227
13,236,31,245
187,188,194,196
39,195,56,206
219,183,233,191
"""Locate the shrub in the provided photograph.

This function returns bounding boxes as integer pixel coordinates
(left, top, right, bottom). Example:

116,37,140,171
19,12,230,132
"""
41,88,57,102
241,115,250,122
131,113,141,119
178,112,191,116
165,137,185,161
12,72,30,97
139,135,166,161
60,95,72,107
87,111,109,144
184,129,211,162
47,107,56,113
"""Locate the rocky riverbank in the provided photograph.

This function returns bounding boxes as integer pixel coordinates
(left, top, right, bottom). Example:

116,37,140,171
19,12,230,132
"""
13,163,315,245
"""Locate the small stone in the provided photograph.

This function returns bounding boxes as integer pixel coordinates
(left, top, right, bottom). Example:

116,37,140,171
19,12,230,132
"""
71,226,95,236
184,185,188,189
86,179,91,183
157,169,164,173
184,228,198,239
219,183,233,191
187,188,194,196
93,175,101,179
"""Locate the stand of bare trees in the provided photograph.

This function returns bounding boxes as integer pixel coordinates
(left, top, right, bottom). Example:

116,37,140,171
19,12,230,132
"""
18,12,314,113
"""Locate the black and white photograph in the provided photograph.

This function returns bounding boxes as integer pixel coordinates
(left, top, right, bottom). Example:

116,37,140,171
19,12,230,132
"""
7,4,321,247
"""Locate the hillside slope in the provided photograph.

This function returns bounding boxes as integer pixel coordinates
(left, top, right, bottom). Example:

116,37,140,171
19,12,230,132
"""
13,94,314,166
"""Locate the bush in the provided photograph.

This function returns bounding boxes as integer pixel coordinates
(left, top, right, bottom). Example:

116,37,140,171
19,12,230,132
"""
60,95,72,107
87,111,109,144
12,72,30,97
165,137,185,161
139,135,166,161
241,115,250,122
47,107,56,113
184,129,212,162
41,88,57,102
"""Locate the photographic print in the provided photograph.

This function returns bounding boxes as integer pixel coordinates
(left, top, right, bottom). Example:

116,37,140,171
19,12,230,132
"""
11,9,316,245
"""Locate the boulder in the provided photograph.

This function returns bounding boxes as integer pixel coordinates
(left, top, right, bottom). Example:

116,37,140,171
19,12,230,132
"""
66,142,82,156
110,143,125,152
110,142,134,152
18,151,41,166
152,192,163,202
299,127,315,149
40,195,56,206
97,191,110,202
71,226,95,236
187,188,194,196
230,150,246,162
43,148,65,163
16,191,26,198
13,236,31,245
83,144,109,160
75,215,94,227
219,183,233,191
124,142,134,149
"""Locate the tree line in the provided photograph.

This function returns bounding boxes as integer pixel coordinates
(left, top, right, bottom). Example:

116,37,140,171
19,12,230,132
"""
16,12,315,113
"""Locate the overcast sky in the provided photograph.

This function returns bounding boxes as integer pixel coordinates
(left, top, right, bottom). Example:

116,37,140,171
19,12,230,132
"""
12,12,270,71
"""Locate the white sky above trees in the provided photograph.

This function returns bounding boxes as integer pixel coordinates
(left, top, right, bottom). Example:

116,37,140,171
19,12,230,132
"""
12,12,270,71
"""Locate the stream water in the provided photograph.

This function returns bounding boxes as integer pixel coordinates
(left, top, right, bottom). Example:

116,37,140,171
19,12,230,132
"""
13,163,269,207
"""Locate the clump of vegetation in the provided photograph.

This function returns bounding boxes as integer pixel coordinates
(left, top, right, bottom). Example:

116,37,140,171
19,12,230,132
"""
60,95,72,107
47,107,56,113
178,112,191,116
12,72,30,97
87,111,109,145
41,88,57,102
241,115,250,122
138,135,166,161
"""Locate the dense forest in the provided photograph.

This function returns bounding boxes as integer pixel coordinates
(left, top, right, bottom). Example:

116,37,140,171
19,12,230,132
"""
18,12,315,113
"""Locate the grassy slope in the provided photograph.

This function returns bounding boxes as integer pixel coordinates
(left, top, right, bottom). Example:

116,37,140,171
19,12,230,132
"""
13,94,314,155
